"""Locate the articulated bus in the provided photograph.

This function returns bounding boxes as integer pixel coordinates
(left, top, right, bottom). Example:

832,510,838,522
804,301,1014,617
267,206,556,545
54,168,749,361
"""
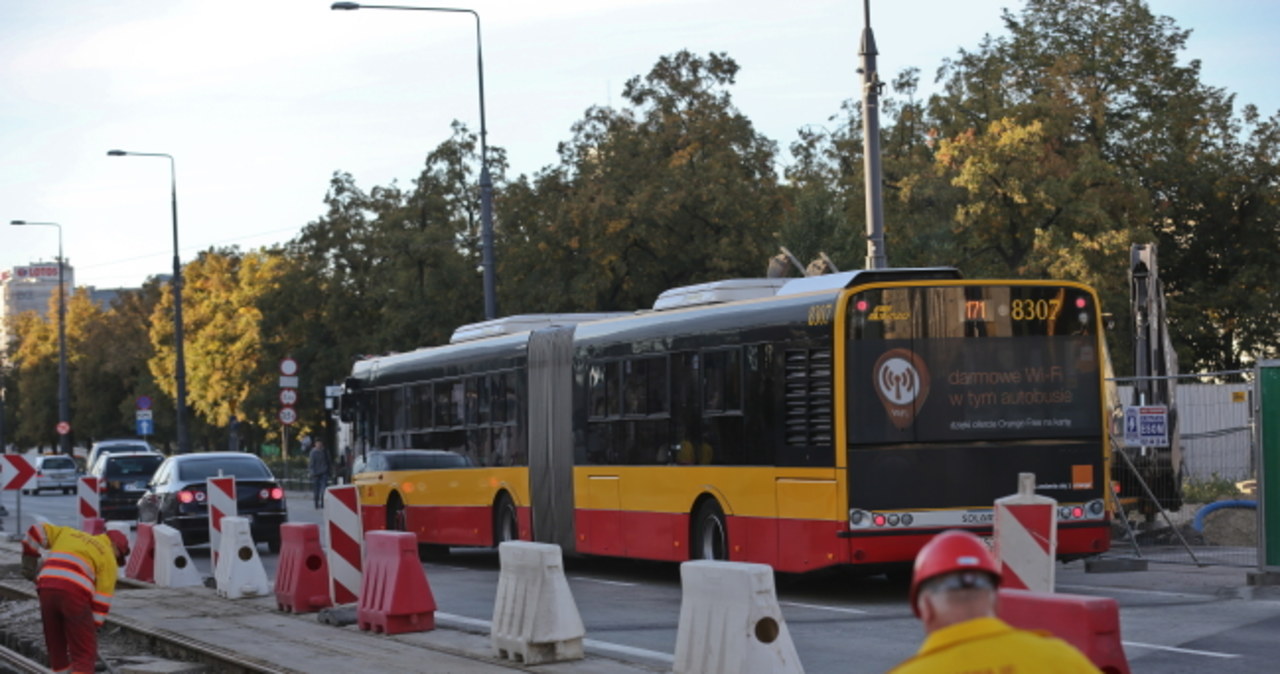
339,268,1111,572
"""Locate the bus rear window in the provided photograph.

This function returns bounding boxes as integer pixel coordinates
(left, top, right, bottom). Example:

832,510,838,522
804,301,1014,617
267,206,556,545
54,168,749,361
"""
846,284,1101,444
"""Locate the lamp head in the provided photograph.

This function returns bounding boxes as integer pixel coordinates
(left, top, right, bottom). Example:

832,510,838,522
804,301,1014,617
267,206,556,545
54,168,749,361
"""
10,220,27,225
107,149,127,156
331,2,360,9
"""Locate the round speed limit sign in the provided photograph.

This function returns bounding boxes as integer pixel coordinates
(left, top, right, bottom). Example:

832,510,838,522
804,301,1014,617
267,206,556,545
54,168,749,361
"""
278,406,298,425
279,388,299,406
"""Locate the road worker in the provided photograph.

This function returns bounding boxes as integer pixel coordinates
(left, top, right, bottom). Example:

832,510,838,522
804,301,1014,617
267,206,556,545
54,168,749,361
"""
21,522,129,674
888,529,1100,673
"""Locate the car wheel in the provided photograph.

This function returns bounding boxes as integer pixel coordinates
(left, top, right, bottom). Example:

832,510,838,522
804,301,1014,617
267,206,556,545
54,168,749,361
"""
692,499,728,561
493,493,518,547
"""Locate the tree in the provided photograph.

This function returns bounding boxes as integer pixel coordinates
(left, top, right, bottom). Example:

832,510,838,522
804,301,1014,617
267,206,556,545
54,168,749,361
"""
502,51,784,312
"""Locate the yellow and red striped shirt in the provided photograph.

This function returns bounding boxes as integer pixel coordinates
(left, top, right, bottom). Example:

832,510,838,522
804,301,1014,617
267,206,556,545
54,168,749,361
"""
24,523,119,626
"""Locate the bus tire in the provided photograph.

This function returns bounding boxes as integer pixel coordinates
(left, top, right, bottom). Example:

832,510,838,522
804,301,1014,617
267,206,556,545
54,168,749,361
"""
692,499,728,561
494,493,518,547
387,493,406,531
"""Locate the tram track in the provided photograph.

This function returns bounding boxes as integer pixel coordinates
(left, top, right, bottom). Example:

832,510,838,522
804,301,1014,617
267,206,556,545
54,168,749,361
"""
0,579,289,674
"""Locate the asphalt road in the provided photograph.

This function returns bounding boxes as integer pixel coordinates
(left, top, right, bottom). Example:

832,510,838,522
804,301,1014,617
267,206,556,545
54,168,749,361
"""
5,487,1279,673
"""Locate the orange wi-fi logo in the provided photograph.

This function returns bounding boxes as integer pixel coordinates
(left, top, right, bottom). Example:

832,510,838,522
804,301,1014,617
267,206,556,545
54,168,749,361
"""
873,348,930,430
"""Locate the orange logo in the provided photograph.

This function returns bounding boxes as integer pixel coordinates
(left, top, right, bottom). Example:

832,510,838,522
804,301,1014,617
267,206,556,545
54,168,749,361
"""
874,348,930,430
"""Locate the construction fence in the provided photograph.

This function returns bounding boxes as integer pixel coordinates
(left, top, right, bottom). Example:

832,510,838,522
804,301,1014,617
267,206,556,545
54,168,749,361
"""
1105,370,1259,567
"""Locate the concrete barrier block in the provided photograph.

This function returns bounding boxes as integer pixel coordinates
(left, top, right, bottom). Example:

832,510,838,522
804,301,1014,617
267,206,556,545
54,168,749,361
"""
674,560,804,674
153,524,203,588
214,516,270,599
491,541,585,664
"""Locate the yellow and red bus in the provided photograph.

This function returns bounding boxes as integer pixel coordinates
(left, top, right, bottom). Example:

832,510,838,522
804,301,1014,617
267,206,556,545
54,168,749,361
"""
340,268,1112,572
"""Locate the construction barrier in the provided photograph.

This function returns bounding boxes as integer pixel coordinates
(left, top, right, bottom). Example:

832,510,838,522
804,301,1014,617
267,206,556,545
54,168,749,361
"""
491,541,585,664
214,516,270,599
994,472,1057,592
673,560,804,674
324,484,363,604
124,522,156,583
998,588,1130,674
274,522,334,613
105,521,132,579
77,477,100,532
152,523,203,588
357,530,436,634
207,475,237,569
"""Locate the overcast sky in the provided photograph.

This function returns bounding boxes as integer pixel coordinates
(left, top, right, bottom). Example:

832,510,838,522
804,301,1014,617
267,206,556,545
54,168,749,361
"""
3,0,1276,290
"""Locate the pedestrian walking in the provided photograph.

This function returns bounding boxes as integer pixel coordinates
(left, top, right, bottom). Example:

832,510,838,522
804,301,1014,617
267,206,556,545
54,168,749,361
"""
309,439,331,508
888,529,1100,673
22,521,130,674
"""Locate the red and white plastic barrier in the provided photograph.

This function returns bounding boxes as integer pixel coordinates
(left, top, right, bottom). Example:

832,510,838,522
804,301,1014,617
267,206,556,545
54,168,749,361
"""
324,484,363,604
998,588,1130,674
124,522,156,583
274,522,333,613
357,530,436,634
77,476,101,532
106,521,132,579
207,475,237,568
994,472,1058,592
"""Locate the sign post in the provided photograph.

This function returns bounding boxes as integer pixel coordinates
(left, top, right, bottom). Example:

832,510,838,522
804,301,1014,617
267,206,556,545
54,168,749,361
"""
1256,360,1280,577
279,358,299,461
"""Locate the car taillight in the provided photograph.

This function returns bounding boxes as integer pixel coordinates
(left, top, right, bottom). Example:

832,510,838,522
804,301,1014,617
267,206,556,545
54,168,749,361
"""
270,487,284,500
178,491,194,504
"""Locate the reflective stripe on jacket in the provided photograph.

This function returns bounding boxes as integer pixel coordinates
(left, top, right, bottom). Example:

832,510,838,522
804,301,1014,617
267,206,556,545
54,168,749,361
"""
25,522,119,626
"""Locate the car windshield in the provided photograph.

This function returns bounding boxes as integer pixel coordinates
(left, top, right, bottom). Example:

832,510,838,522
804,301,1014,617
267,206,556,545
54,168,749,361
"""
106,455,165,479
42,457,76,471
102,443,150,453
177,456,272,481
384,452,471,470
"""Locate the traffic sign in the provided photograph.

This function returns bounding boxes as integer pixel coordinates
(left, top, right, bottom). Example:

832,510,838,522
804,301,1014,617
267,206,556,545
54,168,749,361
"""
278,406,298,425
279,376,299,388
56,421,71,435
1123,405,1169,447
137,418,154,436
137,395,153,410
279,388,299,406
136,410,153,421
1,455,37,491
280,358,299,376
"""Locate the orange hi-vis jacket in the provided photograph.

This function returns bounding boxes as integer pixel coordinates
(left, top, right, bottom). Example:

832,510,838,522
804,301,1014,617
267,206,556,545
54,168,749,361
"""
23,523,120,627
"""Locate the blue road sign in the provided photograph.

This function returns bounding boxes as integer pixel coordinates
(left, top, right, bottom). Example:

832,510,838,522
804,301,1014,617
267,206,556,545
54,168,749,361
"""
137,418,154,436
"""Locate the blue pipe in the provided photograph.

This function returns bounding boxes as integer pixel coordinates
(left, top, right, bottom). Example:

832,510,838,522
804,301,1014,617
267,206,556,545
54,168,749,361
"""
1192,500,1256,532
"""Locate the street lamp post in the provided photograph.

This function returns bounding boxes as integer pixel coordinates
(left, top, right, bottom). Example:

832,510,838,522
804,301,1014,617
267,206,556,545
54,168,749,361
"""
332,1,498,319
106,150,191,454
9,220,71,455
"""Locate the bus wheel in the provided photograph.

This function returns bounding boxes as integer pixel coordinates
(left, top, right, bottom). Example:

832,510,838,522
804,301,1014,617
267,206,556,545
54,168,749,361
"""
494,493,518,546
692,500,728,560
387,493,406,531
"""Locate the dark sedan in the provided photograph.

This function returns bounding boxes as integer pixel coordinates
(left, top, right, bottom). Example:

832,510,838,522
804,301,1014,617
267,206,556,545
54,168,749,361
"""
137,452,288,553
91,451,165,521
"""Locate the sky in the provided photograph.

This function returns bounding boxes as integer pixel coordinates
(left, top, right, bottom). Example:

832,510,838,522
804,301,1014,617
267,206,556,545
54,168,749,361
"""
2,0,1277,291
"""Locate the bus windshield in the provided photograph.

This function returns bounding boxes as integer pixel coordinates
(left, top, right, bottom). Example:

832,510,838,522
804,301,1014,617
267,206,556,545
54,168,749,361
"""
847,284,1102,445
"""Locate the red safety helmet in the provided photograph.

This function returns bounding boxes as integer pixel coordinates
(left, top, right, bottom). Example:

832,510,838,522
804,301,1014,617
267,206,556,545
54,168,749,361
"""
908,530,1001,616
106,530,130,565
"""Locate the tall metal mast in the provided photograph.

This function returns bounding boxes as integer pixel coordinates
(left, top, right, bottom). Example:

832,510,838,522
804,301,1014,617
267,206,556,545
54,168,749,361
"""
860,0,888,269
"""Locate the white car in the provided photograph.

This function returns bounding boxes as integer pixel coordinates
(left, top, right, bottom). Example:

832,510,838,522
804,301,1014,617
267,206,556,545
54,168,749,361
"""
24,454,80,495
86,438,158,474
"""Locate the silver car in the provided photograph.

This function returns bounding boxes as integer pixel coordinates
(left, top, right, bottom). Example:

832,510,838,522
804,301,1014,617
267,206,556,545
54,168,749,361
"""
24,454,80,495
